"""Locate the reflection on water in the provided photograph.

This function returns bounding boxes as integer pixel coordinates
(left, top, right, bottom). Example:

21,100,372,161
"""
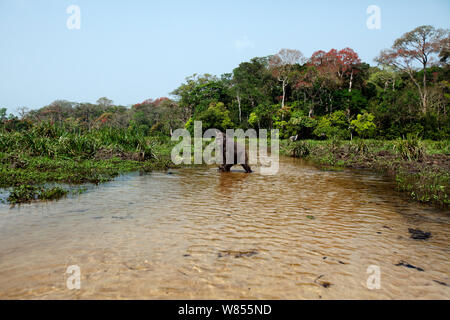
0,157,448,299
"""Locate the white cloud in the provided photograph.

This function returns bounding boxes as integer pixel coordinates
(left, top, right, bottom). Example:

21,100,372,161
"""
235,36,255,50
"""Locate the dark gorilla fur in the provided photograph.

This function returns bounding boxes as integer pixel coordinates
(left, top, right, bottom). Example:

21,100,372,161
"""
217,131,252,173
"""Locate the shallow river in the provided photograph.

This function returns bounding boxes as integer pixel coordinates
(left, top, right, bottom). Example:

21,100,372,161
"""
0,157,449,299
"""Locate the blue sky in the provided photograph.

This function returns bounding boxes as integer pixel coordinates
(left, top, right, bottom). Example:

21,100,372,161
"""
0,0,449,114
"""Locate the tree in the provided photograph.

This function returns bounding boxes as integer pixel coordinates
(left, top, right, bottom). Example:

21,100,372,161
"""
375,25,449,113
247,103,279,130
337,48,361,92
39,100,73,125
313,111,350,139
0,108,7,122
231,57,272,124
73,102,103,129
171,74,232,121
287,110,318,139
188,102,233,132
368,66,398,92
129,98,179,135
300,48,361,117
350,112,377,138
439,37,449,64
269,49,304,109
303,51,340,116
16,106,30,120
309,48,361,92
157,99,184,135
96,97,113,107
295,65,324,117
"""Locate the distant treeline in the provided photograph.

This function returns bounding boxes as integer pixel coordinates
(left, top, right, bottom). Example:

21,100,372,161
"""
1,25,449,140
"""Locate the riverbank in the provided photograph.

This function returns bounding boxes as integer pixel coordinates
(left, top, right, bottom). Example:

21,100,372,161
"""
0,124,176,204
2,124,449,209
281,139,450,208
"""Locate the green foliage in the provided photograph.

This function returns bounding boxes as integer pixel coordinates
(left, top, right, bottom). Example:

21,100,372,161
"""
313,111,350,139
189,102,234,132
261,104,281,129
0,108,7,121
231,57,273,123
0,123,155,161
184,117,194,133
7,185,68,204
7,185,37,203
171,74,232,118
350,112,377,138
394,134,425,161
287,111,318,139
38,186,69,201
248,112,259,128
289,141,311,158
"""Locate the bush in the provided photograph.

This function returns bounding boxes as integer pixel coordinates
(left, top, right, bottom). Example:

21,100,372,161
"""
394,134,425,161
313,111,350,140
287,141,310,158
350,112,377,138
196,102,234,132
287,111,318,139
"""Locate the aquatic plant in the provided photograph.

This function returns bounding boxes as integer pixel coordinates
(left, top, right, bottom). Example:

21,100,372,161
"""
7,185,68,204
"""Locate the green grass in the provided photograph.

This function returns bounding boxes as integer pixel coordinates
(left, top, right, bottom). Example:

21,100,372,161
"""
0,123,178,204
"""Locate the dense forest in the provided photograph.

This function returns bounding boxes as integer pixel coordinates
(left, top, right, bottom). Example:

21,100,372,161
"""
2,25,449,141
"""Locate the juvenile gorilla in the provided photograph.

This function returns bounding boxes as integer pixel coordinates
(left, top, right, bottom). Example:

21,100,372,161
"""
216,131,252,173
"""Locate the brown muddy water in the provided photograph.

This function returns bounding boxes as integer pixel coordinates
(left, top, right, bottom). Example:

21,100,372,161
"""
0,157,448,299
